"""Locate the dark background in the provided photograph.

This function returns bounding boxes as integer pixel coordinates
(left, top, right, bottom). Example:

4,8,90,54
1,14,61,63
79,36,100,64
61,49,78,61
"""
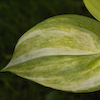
0,0,100,100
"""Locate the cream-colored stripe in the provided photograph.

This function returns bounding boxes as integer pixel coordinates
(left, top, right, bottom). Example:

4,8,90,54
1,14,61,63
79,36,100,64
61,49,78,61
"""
24,73,100,92
63,74,100,92
4,47,99,69
16,28,98,47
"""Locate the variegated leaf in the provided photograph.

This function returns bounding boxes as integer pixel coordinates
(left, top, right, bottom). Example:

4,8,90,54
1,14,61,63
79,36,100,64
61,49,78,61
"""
1,15,100,93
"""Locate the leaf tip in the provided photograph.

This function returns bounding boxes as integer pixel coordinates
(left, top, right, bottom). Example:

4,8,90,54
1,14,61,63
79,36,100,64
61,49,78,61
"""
0,68,6,72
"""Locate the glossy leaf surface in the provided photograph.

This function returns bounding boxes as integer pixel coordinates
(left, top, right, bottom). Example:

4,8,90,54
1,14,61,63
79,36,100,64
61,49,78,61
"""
1,15,100,93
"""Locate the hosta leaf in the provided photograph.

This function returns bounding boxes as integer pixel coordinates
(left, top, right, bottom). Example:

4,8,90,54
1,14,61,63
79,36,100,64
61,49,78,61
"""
1,14,100,93
83,0,100,21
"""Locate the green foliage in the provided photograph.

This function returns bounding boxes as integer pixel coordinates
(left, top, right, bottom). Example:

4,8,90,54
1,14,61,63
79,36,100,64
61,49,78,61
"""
2,14,100,93
0,0,100,100
84,0,100,21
